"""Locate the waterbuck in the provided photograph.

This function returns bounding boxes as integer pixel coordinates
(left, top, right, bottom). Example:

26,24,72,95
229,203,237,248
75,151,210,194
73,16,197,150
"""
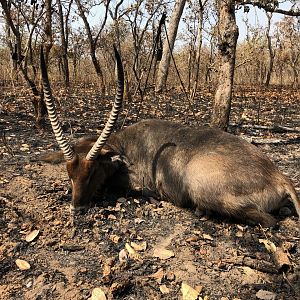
40,47,300,227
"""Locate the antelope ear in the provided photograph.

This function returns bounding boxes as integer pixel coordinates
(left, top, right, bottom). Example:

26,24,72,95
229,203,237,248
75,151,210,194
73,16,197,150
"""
99,145,118,157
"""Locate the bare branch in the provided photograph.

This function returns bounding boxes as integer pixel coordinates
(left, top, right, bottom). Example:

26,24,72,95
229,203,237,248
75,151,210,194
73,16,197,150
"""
237,1,300,16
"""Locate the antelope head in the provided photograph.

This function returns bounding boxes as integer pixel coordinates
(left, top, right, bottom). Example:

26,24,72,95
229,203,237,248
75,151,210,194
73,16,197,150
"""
40,46,124,213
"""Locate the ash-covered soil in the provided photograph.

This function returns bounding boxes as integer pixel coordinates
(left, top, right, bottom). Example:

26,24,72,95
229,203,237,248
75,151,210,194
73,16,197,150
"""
0,85,299,300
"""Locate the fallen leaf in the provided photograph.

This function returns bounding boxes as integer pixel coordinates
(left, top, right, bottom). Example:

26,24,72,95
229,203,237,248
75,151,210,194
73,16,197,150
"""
148,268,164,282
109,235,121,244
153,248,175,260
125,243,141,260
25,229,40,242
119,249,128,263
103,264,111,277
159,284,170,294
259,239,277,253
130,241,147,251
16,259,31,270
186,236,198,242
90,287,107,300
235,231,243,238
203,233,214,241
256,289,276,300
181,282,200,300
108,214,117,220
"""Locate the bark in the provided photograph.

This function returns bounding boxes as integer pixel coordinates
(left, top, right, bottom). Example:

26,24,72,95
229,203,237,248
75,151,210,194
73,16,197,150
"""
211,0,238,131
265,13,274,86
44,0,53,64
75,0,108,94
0,0,47,126
57,0,71,88
155,0,187,92
190,0,206,99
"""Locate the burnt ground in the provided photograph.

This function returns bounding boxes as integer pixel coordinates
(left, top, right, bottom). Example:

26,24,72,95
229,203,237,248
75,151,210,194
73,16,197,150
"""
0,85,300,300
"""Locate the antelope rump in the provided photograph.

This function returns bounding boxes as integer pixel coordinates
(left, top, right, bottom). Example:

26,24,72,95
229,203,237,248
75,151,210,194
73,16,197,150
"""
40,46,300,227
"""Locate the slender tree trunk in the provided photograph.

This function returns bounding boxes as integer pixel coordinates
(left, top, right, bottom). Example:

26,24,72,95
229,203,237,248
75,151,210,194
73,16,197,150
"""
44,0,53,64
265,13,274,86
155,0,186,92
75,0,106,94
211,0,238,131
57,0,70,88
190,1,205,99
0,0,47,126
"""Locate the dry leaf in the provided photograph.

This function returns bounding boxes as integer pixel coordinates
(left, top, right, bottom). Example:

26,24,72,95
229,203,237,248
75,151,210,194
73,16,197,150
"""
148,268,164,282
130,241,147,251
203,233,214,241
109,235,121,244
256,290,276,300
181,282,200,300
125,243,141,260
15,259,31,270
25,230,40,242
259,239,277,253
153,248,175,260
108,214,117,220
235,231,243,238
103,264,111,277
119,249,128,263
186,236,198,242
90,287,107,300
159,284,170,294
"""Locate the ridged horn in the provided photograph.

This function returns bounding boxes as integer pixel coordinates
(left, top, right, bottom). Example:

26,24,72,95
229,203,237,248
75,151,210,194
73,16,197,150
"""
86,45,124,161
40,46,74,161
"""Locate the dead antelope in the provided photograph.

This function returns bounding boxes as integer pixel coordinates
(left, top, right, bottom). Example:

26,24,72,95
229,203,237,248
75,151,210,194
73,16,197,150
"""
40,47,300,227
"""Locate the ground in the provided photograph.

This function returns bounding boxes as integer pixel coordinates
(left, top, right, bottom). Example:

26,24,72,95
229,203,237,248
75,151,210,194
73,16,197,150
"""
0,85,300,300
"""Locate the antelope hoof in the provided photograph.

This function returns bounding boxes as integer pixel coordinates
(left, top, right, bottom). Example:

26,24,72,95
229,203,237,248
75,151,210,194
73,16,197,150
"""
69,204,87,215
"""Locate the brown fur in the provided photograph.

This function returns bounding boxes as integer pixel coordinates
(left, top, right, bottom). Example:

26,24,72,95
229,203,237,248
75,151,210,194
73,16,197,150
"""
41,119,300,226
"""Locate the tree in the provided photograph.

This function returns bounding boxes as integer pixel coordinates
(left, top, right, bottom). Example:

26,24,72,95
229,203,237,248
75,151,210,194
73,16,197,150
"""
57,0,73,88
211,0,238,130
189,0,209,100
0,0,48,126
155,0,187,92
264,12,275,86
74,0,110,94
213,0,300,130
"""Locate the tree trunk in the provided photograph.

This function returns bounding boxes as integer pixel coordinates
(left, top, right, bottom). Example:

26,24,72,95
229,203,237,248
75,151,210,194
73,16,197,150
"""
90,42,106,94
75,0,106,94
211,0,238,131
265,13,274,87
0,0,47,127
44,0,53,64
57,0,70,88
155,0,186,92
190,2,205,99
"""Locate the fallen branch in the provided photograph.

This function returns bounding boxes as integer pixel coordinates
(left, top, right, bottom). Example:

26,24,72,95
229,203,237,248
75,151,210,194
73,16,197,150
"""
232,123,300,133
240,136,300,145
218,256,278,274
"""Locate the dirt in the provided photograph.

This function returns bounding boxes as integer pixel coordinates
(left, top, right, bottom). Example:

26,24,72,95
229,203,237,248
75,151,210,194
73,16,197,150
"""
0,86,300,300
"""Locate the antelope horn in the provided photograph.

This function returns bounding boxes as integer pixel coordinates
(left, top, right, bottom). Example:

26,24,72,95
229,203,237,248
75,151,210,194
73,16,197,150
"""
40,46,74,161
86,45,124,161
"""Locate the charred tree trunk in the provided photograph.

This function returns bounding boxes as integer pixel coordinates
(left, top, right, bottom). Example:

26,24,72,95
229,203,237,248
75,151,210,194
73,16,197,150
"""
265,12,274,87
155,0,186,92
211,0,238,131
